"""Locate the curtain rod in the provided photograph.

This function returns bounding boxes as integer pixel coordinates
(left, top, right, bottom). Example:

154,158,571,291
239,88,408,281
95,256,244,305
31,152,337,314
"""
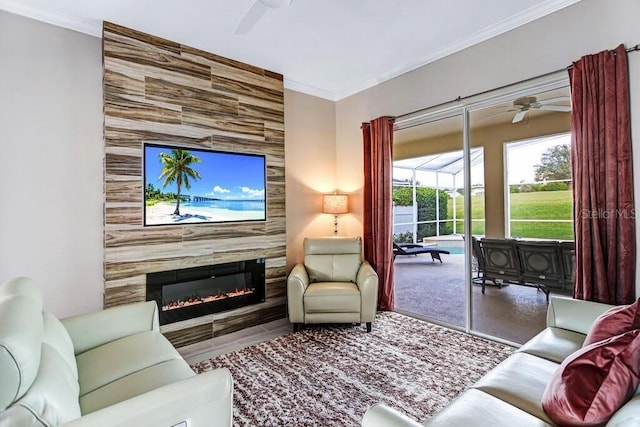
394,44,640,122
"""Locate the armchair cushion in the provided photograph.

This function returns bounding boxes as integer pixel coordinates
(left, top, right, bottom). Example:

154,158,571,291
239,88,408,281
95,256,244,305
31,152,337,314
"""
304,282,361,313
304,237,362,283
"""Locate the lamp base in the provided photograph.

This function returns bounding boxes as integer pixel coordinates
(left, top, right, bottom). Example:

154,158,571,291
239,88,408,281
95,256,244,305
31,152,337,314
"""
333,215,339,236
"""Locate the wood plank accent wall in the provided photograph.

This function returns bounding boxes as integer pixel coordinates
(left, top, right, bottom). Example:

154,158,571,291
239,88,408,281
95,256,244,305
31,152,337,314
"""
102,22,287,347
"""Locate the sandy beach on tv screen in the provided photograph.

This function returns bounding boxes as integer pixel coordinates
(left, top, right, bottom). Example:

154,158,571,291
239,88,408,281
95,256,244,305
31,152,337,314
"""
145,202,264,225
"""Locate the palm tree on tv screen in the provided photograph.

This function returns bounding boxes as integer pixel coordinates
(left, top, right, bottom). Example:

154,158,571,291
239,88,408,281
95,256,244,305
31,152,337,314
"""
158,149,202,216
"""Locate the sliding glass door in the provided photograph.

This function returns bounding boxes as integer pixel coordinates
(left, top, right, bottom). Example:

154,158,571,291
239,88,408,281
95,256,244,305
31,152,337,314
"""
393,73,572,345
467,85,572,344
393,114,467,328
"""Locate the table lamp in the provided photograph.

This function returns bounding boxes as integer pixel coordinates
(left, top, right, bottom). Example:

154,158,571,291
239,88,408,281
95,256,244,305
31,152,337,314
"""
322,193,349,236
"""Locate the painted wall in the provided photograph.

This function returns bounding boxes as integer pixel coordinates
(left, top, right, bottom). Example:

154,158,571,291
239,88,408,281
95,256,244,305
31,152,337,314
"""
284,89,337,269
0,11,103,317
335,0,640,292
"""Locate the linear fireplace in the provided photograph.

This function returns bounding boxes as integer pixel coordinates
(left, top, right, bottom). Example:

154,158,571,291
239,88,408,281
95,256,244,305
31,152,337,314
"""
146,259,266,325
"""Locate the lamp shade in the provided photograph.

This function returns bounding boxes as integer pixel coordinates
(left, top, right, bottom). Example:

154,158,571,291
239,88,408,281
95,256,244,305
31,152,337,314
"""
322,194,349,214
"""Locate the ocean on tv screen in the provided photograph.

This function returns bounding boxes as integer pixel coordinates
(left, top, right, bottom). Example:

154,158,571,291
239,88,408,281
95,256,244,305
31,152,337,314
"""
143,143,266,225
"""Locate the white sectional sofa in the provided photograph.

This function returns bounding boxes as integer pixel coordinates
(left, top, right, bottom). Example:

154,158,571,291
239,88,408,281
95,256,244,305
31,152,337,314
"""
362,296,640,426
0,277,233,427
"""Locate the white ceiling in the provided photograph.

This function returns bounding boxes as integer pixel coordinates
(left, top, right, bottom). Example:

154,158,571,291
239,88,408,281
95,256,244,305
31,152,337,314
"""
0,0,582,101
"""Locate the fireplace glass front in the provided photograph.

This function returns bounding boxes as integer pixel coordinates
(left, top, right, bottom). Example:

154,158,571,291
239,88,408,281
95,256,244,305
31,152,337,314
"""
146,258,266,325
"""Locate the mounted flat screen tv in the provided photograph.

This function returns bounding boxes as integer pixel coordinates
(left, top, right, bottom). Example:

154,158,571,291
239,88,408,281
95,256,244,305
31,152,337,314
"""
143,143,266,226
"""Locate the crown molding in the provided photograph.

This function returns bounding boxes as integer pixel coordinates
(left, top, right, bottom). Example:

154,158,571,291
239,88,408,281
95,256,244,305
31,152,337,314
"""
283,78,340,101
0,1,101,37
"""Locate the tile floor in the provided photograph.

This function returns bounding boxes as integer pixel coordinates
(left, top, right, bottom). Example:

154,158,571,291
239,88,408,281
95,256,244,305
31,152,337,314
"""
178,318,292,365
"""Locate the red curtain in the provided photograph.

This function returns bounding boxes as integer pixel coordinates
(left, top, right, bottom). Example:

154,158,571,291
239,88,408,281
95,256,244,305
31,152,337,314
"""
570,44,635,305
362,116,395,311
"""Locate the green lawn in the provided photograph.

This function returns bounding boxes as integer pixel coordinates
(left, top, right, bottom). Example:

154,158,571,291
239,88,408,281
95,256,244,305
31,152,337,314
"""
448,190,573,240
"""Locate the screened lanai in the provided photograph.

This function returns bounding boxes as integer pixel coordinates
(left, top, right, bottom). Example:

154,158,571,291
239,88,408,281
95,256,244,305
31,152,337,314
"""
392,148,485,243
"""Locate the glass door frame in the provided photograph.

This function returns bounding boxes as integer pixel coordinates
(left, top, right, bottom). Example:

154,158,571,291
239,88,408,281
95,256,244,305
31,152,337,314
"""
394,71,569,345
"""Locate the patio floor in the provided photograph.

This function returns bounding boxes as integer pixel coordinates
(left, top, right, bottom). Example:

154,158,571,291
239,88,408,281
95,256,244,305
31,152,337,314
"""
393,252,570,344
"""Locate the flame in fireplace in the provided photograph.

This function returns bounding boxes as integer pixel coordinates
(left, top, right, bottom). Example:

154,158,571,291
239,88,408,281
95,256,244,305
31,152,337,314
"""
162,288,255,311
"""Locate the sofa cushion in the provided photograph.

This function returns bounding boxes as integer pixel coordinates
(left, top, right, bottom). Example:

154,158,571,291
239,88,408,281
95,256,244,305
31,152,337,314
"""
425,389,551,427
542,329,640,426
583,298,640,346
1,343,81,426
517,327,585,363
304,282,361,313
42,311,78,380
80,359,195,414
0,295,44,411
546,297,613,336
76,330,183,397
473,352,559,424
607,393,640,425
0,277,44,307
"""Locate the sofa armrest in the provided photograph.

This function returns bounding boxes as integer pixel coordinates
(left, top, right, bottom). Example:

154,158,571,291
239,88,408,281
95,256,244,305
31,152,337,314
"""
546,296,613,335
61,301,159,355
362,403,423,427
287,263,309,323
60,368,233,427
357,261,378,323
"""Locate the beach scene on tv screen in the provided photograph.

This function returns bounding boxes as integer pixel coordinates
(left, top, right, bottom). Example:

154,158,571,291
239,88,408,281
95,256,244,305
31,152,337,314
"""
144,145,266,225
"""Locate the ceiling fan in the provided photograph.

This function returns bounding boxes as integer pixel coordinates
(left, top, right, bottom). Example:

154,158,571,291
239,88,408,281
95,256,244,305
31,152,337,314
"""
508,96,571,123
235,0,293,35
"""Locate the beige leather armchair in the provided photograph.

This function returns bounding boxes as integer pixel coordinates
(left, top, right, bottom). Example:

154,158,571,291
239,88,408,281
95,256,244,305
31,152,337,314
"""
287,237,379,332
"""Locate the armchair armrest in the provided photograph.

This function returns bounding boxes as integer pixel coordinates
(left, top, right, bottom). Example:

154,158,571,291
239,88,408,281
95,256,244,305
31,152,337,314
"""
61,301,159,355
61,368,233,427
362,403,423,427
357,261,378,323
546,296,613,335
287,263,309,323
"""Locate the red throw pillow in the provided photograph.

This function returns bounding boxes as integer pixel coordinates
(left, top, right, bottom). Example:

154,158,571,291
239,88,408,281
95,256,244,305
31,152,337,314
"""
583,298,640,346
542,329,640,426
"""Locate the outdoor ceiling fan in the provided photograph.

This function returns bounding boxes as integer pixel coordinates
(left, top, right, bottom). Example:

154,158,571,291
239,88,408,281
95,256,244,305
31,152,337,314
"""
508,96,571,123
235,0,293,35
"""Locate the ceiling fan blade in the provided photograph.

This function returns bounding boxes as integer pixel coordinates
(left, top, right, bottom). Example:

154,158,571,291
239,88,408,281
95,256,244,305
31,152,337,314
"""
234,1,268,35
538,105,571,112
512,111,526,123
537,96,570,105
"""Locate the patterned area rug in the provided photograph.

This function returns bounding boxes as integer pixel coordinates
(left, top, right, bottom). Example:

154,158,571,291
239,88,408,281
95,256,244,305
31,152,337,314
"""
192,312,514,426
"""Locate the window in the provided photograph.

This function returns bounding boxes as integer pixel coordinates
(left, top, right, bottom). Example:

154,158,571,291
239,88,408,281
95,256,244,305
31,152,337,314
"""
505,134,573,240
